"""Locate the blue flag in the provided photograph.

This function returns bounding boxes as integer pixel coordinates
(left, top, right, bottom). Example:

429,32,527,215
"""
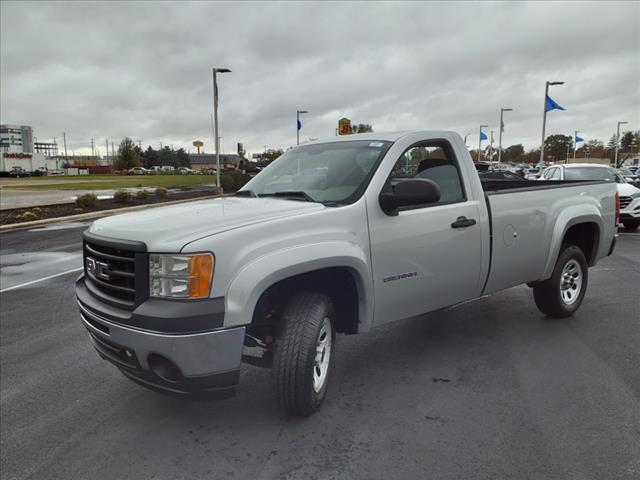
480,131,487,140
575,135,584,143
297,119,302,131
545,95,565,112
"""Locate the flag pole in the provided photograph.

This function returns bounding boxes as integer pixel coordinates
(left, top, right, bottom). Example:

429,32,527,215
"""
573,130,578,163
539,82,549,167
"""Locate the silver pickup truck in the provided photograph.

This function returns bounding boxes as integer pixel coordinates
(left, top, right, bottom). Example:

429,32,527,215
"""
76,131,619,416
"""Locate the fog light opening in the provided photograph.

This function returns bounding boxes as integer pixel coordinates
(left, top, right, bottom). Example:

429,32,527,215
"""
147,354,182,383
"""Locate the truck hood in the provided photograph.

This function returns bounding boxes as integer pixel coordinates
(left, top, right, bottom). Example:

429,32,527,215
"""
88,196,325,251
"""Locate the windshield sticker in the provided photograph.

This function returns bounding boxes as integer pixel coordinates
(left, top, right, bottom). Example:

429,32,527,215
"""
369,142,384,148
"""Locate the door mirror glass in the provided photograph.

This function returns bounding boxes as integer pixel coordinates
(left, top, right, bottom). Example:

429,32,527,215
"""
379,178,441,215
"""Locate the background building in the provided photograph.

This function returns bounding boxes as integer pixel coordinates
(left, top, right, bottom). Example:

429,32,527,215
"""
0,124,34,153
189,153,244,172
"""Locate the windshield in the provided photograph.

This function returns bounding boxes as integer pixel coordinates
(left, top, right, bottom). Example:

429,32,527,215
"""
564,167,623,182
240,140,392,203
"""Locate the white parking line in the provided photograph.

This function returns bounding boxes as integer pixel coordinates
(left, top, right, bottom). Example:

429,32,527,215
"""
0,267,83,293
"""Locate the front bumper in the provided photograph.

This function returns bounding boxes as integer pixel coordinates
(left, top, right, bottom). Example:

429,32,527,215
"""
78,296,245,399
620,197,640,221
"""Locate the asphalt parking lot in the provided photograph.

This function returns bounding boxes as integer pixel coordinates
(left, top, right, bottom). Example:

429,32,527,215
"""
1,223,639,480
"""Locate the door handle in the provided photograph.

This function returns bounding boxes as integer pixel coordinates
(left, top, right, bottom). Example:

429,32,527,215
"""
451,216,476,229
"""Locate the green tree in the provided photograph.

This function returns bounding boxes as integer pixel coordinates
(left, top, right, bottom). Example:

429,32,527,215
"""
140,146,159,168
115,137,140,170
176,148,190,168
259,148,284,166
544,134,572,163
503,144,524,163
620,131,635,151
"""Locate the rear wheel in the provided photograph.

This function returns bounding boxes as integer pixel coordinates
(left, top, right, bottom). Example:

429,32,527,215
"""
533,244,588,318
272,292,335,416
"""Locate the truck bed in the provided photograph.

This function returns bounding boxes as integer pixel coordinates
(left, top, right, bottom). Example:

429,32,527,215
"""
479,179,616,295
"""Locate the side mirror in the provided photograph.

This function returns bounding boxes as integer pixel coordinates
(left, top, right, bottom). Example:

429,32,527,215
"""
379,178,441,215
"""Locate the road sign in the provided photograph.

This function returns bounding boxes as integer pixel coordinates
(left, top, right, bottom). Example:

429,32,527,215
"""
338,118,352,136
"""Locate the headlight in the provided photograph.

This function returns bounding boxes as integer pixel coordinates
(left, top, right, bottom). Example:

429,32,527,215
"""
149,253,214,299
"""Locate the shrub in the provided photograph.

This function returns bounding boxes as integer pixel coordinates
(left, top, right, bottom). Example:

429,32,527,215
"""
75,193,99,209
221,172,251,192
155,187,168,197
136,189,149,199
113,190,132,203
136,183,143,188
18,211,38,221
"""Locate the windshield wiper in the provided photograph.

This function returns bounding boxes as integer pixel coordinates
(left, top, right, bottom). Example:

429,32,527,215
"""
236,190,257,197
259,191,316,202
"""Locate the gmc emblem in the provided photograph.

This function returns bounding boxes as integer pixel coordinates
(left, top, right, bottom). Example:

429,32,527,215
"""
86,257,111,281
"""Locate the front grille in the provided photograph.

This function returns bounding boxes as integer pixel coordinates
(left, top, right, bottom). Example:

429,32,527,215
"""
83,234,147,310
619,196,632,209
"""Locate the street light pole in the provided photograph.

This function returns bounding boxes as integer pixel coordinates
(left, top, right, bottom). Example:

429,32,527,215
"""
212,67,231,188
463,133,470,147
539,81,564,166
614,121,628,167
497,108,513,165
478,125,488,162
296,110,308,146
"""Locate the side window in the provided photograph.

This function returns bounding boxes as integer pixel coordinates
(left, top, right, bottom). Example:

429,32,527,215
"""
550,168,561,180
543,168,553,179
387,143,465,206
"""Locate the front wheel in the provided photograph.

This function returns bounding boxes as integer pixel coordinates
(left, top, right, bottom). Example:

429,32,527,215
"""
272,292,335,416
533,244,588,318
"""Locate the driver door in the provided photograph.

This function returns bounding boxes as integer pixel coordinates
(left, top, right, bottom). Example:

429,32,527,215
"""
367,141,483,325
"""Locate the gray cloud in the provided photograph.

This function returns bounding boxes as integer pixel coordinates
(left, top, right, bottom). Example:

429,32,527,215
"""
1,1,638,156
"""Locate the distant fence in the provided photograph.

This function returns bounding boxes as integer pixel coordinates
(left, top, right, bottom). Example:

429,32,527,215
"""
87,166,113,174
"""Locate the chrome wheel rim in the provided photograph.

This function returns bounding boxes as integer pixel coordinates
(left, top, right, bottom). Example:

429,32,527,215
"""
313,318,332,393
560,259,582,305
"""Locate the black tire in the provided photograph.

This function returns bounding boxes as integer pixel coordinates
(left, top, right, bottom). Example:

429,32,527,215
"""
272,292,335,416
533,244,588,318
622,220,640,230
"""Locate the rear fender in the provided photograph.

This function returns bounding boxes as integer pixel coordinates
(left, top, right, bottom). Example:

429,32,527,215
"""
540,206,603,280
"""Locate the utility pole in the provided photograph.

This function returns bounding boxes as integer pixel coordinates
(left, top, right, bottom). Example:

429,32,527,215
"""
614,121,628,167
63,132,68,164
112,142,115,166
91,138,95,157
105,139,109,164
497,108,513,164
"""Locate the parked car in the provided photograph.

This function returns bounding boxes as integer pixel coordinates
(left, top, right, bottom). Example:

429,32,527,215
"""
77,131,618,416
9,167,31,177
128,167,149,175
177,167,195,175
619,167,640,188
478,170,527,182
539,163,640,229
524,167,542,180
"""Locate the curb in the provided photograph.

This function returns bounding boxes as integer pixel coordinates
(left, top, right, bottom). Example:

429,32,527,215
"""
0,194,227,233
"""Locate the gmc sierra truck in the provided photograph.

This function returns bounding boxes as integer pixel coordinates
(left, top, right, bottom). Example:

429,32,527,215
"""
76,131,619,416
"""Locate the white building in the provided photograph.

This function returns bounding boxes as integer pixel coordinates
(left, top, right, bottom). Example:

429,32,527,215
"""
0,124,34,153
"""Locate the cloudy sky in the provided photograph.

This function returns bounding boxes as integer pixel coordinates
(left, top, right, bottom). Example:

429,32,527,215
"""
1,1,639,156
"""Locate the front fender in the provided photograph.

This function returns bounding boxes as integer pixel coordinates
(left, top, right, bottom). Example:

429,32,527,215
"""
540,206,603,280
224,241,373,330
